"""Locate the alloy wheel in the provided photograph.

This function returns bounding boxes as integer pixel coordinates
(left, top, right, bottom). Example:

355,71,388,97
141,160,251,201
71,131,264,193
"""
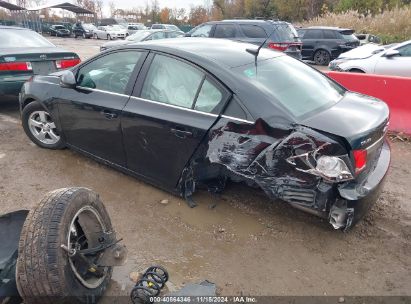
27,111,60,145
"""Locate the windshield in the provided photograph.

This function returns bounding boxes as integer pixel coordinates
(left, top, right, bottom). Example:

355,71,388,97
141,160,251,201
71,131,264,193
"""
126,31,151,41
0,29,55,48
233,56,345,118
341,33,358,41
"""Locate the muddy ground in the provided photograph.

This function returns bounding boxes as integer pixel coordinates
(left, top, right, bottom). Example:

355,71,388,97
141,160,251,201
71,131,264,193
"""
0,37,410,298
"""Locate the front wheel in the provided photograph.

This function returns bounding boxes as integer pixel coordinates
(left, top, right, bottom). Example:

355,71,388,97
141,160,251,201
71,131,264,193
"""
16,188,114,303
22,101,65,149
313,49,331,66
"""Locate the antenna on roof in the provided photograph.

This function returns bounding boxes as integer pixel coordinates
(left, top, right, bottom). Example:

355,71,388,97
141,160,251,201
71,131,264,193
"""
246,23,280,57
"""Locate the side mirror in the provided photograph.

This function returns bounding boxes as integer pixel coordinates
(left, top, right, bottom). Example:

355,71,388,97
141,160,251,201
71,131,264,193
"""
60,70,76,89
384,49,400,58
185,33,191,37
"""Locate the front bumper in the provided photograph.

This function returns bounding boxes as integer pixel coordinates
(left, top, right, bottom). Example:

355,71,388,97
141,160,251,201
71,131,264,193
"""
336,139,391,228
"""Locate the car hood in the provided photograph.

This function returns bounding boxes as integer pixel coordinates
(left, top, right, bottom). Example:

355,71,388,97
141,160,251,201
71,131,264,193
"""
337,43,384,60
102,40,131,48
300,92,389,148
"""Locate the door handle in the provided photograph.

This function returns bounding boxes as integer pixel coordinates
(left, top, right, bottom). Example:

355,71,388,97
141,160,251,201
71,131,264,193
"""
170,128,193,138
101,109,117,119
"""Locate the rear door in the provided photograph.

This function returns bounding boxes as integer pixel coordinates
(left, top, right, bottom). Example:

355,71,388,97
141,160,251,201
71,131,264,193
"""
374,43,411,77
121,53,230,189
301,29,323,59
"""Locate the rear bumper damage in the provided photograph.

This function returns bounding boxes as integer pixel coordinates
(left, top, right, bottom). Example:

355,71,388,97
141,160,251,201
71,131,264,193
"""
181,117,390,231
334,140,390,229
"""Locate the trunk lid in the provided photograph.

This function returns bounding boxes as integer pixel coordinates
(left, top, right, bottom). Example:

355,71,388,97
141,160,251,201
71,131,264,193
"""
300,92,389,177
300,92,389,150
0,47,79,76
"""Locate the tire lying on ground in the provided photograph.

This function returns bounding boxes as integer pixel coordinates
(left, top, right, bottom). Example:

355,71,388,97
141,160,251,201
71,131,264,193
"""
16,188,113,304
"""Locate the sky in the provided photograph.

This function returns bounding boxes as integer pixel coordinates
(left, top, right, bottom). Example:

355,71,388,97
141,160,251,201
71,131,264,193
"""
43,0,208,16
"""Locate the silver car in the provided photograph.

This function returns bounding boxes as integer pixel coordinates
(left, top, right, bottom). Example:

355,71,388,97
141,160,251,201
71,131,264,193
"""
329,40,411,77
100,29,184,51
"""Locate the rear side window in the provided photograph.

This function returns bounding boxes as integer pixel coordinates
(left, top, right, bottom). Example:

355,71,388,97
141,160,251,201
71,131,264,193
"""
214,24,237,38
141,55,204,109
303,29,323,39
194,79,223,113
240,24,267,38
323,30,337,39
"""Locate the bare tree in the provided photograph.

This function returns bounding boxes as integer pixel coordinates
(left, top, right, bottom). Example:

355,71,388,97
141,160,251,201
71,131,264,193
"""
108,1,116,17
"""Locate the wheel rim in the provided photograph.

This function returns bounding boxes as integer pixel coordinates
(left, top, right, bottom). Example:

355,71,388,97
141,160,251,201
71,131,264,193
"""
315,50,329,65
28,111,60,145
68,206,109,289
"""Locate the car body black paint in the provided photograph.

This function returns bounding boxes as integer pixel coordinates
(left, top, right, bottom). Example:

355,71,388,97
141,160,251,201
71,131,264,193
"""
19,38,390,230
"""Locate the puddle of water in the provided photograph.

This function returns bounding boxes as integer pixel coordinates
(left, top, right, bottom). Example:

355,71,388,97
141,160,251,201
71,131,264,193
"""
162,191,265,238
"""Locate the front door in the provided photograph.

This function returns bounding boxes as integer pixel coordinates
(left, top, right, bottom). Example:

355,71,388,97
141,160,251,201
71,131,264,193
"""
121,53,229,189
57,50,146,166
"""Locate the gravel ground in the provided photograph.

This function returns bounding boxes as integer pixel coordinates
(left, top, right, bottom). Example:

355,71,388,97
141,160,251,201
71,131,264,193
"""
0,37,409,299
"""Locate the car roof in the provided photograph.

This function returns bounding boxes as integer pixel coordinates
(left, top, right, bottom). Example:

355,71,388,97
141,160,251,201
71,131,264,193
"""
304,26,353,31
133,37,282,68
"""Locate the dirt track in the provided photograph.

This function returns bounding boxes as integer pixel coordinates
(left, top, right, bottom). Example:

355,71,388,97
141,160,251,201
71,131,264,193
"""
0,37,410,298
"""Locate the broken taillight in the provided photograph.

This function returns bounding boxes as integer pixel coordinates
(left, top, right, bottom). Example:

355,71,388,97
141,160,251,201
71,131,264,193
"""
353,149,367,173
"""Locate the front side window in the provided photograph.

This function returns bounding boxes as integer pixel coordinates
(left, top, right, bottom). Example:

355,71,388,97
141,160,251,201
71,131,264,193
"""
214,24,237,38
233,56,345,118
191,24,213,37
397,44,411,57
77,51,142,94
141,55,204,109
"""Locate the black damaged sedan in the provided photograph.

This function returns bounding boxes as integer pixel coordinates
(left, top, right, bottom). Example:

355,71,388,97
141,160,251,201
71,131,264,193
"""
19,38,390,230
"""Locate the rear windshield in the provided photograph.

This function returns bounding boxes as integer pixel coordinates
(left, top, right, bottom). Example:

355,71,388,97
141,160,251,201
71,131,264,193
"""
233,56,345,118
271,24,299,42
0,29,54,48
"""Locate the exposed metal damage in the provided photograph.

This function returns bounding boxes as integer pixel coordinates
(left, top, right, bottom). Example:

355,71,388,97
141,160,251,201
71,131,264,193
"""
180,117,359,230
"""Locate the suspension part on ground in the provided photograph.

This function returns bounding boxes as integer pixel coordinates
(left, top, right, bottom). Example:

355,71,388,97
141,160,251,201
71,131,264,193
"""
130,266,169,304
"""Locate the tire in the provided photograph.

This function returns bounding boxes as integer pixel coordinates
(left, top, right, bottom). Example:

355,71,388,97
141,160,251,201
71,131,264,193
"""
313,49,331,66
94,33,98,39
107,34,111,40
16,188,113,304
21,101,65,150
